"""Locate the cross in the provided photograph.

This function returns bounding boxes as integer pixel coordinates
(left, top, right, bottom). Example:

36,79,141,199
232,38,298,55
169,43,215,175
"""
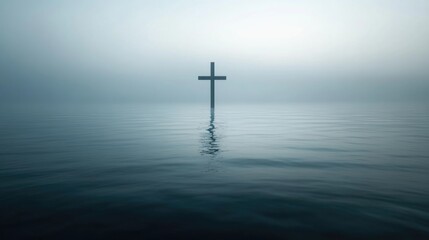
198,62,227,112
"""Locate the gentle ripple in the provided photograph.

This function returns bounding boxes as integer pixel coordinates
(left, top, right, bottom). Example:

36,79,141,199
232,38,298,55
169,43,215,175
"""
0,103,428,239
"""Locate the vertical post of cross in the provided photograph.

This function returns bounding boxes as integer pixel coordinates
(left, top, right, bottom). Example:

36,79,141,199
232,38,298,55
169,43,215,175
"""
210,62,215,111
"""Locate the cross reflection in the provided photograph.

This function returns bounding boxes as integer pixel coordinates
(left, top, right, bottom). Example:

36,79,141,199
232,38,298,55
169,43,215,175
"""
200,113,220,158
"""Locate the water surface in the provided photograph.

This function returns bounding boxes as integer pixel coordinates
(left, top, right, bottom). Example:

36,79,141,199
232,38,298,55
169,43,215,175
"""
1,103,429,239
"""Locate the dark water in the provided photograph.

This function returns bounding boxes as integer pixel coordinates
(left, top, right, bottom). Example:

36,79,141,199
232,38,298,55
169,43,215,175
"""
1,103,429,239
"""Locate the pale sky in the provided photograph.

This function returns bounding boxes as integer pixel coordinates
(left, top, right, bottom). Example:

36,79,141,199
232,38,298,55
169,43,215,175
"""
1,0,428,103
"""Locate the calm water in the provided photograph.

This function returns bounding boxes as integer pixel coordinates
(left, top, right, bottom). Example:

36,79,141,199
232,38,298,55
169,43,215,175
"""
1,103,429,239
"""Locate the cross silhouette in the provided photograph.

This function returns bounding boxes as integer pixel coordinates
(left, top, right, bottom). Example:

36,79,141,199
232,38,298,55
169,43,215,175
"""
198,62,227,111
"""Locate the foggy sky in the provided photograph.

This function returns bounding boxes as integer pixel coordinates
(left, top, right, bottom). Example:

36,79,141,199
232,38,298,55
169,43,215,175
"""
1,0,428,103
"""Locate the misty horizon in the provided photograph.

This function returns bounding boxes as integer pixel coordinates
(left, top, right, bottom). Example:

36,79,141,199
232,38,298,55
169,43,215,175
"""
1,0,428,104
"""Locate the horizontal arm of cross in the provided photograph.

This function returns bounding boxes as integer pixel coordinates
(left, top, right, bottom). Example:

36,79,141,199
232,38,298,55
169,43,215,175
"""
198,76,227,80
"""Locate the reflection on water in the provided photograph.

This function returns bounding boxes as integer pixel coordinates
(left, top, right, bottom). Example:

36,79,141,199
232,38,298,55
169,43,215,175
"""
200,113,220,158
200,113,222,172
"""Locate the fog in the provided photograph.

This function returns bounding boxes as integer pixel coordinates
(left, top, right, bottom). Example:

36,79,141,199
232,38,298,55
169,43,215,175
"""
1,0,428,103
